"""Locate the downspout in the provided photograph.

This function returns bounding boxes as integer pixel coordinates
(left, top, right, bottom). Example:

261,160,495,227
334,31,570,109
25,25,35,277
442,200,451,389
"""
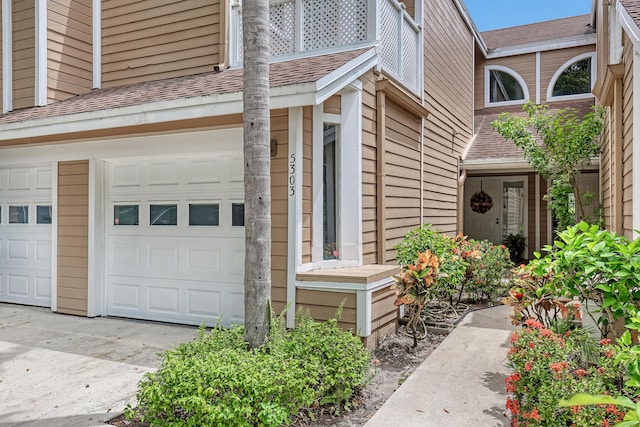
420,117,424,225
457,161,466,232
216,0,230,72
376,86,386,264
614,78,624,235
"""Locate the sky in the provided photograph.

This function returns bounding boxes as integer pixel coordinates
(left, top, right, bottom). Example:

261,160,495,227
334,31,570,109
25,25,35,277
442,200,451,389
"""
463,0,593,32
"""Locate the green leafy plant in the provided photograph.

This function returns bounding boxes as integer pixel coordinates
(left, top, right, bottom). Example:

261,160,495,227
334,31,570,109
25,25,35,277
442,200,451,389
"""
503,263,581,328
394,224,468,303
506,319,627,426
128,311,370,426
462,239,512,303
529,222,640,338
492,102,604,231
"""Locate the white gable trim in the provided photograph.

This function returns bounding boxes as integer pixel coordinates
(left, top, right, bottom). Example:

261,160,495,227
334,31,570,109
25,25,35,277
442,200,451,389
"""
486,34,596,59
618,1,640,49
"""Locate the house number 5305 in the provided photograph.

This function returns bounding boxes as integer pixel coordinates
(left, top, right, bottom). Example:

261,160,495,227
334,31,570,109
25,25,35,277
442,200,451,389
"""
288,153,295,197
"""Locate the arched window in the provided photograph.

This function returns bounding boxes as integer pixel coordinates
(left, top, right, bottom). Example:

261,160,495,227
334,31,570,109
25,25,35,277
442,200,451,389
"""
548,53,595,100
484,66,529,107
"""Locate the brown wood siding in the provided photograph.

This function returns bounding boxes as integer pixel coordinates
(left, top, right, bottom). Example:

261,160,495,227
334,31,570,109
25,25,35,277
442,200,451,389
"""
622,35,634,239
57,160,89,316
102,0,221,88
361,71,378,264
540,45,594,104
270,109,288,313
302,106,313,264
424,0,474,233
383,100,421,262
13,0,35,110
47,0,93,102
474,53,536,111
296,289,357,331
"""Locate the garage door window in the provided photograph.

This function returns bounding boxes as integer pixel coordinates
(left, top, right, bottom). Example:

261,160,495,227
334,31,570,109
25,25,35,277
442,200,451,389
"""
150,204,177,226
189,203,219,226
9,206,28,224
37,205,52,224
114,205,139,225
232,203,244,227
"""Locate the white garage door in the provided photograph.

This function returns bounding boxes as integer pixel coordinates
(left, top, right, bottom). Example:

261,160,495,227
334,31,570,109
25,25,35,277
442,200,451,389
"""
0,166,52,307
107,154,245,326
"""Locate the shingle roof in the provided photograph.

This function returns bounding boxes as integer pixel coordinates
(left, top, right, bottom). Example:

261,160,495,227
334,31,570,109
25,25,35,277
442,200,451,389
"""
465,99,596,163
481,15,594,50
0,48,370,125
621,1,640,27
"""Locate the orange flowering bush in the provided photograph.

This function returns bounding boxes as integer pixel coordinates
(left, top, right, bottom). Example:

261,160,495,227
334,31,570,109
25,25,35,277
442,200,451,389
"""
506,320,628,426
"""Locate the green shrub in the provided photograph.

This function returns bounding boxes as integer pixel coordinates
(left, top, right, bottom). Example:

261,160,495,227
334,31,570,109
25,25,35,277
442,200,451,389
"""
129,313,370,426
394,225,468,302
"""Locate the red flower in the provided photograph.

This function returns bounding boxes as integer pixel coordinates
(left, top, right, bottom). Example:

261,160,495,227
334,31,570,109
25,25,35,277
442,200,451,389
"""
528,342,535,349
573,369,587,378
524,361,534,371
600,338,612,345
528,407,541,421
540,329,553,338
605,350,614,359
549,361,568,372
506,397,520,415
524,318,545,330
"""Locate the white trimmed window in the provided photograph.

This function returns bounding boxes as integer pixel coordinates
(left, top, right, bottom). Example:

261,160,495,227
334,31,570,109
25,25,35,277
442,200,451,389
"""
311,85,362,268
547,53,596,102
484,65,529,108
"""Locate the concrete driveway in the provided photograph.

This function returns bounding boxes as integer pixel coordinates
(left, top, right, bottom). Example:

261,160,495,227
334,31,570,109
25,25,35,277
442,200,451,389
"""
0,303,198,427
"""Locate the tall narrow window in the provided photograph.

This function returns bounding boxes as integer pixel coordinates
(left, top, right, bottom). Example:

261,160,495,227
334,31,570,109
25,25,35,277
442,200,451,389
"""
323,124,339,260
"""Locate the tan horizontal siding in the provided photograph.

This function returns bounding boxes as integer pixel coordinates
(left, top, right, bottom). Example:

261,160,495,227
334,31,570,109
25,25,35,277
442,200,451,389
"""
296,289,357,331
102,0,221,87
622,35,634,240
270,109,289,314
57,160,89,316
13,0,35,110
424,0,473,235
361,71,378,265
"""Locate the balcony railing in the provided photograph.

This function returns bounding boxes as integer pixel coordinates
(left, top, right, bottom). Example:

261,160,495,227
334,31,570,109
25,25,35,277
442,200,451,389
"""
231,0,420,95
379,0,420,94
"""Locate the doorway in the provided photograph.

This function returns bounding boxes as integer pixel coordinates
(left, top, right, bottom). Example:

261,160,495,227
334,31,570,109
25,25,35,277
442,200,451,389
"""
464,176,528,248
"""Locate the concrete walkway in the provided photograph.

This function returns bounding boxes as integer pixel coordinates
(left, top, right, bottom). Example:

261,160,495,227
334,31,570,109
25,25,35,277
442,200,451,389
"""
0,303,197,427
365,304,516,427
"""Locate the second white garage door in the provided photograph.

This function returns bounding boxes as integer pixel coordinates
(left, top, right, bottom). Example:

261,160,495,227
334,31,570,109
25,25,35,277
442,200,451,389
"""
107,154,245,326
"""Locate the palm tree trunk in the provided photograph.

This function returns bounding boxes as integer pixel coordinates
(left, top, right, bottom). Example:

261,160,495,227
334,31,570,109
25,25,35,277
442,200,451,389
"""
243,0,271,349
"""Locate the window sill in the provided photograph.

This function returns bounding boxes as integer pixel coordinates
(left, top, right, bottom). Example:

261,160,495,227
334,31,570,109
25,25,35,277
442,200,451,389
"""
296,264,400,291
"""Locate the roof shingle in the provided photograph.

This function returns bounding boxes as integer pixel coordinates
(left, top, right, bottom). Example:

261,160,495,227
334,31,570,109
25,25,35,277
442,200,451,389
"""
481,15,594,51
465,99,596,163
0,48,370,125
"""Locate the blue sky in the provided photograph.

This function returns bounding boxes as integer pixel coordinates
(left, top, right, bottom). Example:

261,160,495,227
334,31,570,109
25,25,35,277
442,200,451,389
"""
463,0,592,32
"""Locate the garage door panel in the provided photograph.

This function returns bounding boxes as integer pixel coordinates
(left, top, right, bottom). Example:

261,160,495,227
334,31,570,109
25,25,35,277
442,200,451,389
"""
107,154,245,326
0,166,52,308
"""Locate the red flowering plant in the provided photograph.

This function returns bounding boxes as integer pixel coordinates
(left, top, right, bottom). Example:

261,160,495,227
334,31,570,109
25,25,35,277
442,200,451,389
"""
506,319,628,426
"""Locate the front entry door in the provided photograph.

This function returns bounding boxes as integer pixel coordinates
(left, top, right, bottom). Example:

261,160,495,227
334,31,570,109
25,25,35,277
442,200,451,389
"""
464,179,502,243
464,177,527,246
